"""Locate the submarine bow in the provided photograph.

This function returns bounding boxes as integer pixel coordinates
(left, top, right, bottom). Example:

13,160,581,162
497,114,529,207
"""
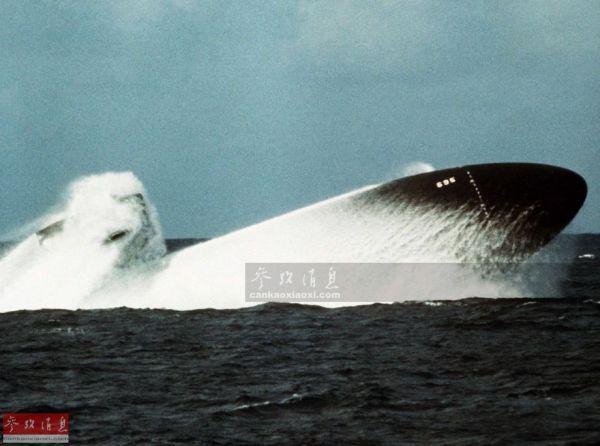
362,162,587,261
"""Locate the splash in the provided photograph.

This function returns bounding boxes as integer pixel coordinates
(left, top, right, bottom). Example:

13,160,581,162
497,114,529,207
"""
0,172,165,311
0,171,559,312
145,193,527,309
401,161,435,177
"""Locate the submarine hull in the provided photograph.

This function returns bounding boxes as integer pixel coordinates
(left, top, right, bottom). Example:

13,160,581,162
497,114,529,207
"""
361,163,587,260
148,162,588,308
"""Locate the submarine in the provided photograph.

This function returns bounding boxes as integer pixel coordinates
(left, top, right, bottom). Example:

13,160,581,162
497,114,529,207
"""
359,162,588,261
32,163,587,265
2,162,588,309
145,162,588,308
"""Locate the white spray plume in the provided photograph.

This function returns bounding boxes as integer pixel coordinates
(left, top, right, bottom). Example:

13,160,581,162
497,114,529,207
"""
0,172,165,311
402,161,435,177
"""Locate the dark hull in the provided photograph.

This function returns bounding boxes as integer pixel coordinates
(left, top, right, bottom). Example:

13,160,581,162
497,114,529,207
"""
359,163,587,260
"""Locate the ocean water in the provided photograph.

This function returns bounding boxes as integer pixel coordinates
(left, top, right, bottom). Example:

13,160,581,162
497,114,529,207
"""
1,235,599,445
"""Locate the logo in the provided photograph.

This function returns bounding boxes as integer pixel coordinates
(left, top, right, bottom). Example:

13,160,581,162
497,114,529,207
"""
3,413,69,444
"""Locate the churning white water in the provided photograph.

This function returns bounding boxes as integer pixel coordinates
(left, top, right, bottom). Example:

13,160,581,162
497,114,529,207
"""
0,171,537,312
0,172,165,311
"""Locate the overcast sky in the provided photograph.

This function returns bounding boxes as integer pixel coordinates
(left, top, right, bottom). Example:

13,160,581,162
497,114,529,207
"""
1,0,598,237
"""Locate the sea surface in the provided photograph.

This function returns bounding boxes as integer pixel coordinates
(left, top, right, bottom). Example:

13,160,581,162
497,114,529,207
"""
1,234,599,445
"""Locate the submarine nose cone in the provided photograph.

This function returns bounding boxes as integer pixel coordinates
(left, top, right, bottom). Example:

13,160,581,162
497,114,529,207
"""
537,165,587,226
358,161,586,260
465,163,587,253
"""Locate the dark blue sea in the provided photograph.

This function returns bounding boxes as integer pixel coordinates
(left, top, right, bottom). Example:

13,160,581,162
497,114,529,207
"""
1,234,599,445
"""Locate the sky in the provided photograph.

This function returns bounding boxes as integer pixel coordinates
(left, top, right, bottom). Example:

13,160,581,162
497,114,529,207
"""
1,0,599,237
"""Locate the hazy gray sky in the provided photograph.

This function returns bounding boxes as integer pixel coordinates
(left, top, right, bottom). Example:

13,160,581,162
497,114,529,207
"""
1,0,599,237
